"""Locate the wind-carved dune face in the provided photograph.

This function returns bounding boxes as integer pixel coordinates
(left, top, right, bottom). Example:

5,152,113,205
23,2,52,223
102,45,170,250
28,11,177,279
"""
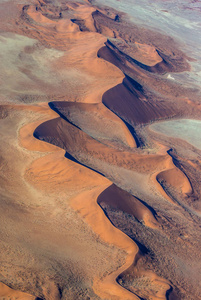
0,0,201,300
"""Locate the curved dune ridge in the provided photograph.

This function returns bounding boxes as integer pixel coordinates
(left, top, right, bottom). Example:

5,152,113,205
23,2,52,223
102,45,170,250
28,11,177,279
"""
1,0,201,299
1,103,127,300
31,104,195,298
33,113,192,209
18,103,171,300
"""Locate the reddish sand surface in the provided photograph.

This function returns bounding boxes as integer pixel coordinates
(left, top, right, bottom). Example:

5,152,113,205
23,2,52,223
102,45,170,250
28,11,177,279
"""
0,0,201,300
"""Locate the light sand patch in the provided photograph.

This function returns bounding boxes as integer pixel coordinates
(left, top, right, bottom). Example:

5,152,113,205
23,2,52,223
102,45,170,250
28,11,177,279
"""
0,33,93,103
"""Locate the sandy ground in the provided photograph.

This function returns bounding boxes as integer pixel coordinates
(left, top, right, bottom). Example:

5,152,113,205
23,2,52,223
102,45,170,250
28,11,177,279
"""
0,0,201,300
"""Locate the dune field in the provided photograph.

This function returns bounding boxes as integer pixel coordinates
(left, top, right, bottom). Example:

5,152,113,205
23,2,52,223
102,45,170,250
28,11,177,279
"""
0,0,201,299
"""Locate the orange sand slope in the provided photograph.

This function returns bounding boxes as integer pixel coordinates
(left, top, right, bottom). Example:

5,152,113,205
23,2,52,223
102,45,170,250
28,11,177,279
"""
0,283,35,300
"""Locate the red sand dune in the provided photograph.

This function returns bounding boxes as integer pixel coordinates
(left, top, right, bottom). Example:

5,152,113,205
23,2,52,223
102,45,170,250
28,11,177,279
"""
0,0,201,299
49,101,136,148
97,184,159,229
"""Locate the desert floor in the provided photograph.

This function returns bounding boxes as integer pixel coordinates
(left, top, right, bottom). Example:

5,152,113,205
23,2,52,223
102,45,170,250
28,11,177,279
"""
0,0,201,299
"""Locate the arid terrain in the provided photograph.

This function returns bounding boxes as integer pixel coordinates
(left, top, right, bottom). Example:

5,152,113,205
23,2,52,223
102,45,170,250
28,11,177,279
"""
0,0,201,299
